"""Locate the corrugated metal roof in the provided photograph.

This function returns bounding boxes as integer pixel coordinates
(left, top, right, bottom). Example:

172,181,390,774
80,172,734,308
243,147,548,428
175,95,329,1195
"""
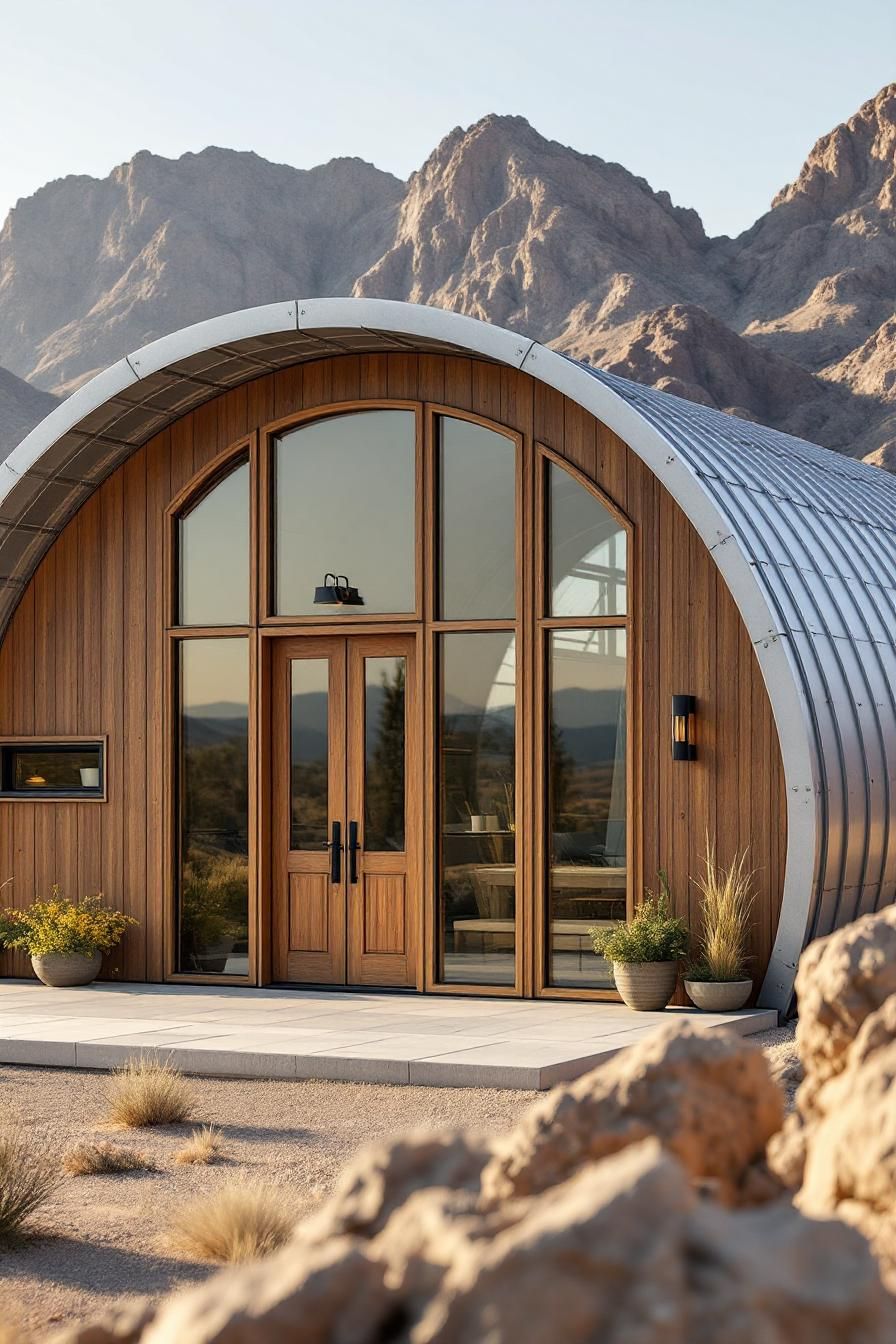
1,299,894,1011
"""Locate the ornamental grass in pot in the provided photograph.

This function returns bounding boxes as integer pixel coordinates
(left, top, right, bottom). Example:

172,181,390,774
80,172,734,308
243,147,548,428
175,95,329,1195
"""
684,840,754,1012
0,887,137,986
590,876,689,1011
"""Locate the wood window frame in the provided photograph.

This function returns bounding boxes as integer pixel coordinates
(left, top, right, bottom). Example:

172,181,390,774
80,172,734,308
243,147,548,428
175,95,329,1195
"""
0,735,108,802
533,444,637,1000
423,405,527,997
257,401,424,627
163,436,259,986
161,404,637,1000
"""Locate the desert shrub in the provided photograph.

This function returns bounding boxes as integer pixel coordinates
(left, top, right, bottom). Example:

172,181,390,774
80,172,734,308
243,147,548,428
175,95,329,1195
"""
106,1058,193,1128
591,874,689,964
175,1125,226,1166
170,1181,294,1263
63,1141,153,1176
0,888,136,957
689,839,754,982
0,1125,63,1243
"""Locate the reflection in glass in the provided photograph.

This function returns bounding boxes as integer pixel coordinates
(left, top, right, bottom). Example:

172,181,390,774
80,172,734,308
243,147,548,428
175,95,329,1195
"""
440,417,516,618
290,659,329,850
548,629,627,989
549,463,627,617
178,639,249,975
439,633,516,984
364,657,406,852
275,411,416,616
179,460,250,626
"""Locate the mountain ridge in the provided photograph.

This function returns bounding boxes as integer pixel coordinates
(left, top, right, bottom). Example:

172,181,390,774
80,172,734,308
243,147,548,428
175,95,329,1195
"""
2,85,895,467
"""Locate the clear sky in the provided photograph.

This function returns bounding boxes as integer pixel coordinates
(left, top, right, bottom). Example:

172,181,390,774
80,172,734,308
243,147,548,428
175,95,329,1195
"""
1,0,894,238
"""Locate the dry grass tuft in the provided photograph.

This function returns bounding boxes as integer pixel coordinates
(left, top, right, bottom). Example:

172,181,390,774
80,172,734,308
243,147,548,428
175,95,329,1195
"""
105,1058,194,1129
63,1140,154,1176
0,1125,63,1244
170,1180,295,1263
692,837,754,981
174,1125,226,1166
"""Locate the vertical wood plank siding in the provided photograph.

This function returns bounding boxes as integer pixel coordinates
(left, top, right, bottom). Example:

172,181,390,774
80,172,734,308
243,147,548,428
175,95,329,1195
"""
0,355,786,988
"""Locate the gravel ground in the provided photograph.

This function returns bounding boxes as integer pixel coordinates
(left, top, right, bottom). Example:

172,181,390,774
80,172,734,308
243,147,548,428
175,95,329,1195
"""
0,1021,798,1338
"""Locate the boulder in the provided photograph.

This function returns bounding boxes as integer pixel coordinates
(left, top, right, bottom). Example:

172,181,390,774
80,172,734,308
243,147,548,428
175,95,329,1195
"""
482,1021,784,1207
53,1142,896,1344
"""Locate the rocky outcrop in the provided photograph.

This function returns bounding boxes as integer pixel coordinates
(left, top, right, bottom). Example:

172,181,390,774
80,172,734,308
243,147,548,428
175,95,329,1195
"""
0,365,58,460
52,1012,896,1344
4,86,896,466
769,906,896,1288
482,1020,783,1207
0,149,402,393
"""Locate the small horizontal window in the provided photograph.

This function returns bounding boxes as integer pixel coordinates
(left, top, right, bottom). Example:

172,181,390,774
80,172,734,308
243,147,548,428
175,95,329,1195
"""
0,740,105,799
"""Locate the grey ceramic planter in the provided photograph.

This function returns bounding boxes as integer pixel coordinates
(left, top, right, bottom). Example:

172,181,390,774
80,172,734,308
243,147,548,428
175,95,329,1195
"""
31,949,102,987
684,978,752,1012
612,960,678,1011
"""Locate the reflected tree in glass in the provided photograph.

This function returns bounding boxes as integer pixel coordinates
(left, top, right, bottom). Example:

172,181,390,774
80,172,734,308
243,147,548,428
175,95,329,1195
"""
365,657,406,853
178,639,250,975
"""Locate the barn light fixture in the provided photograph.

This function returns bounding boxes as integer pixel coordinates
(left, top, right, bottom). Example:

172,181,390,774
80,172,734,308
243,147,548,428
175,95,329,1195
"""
672,695,697,761
313,573,365,607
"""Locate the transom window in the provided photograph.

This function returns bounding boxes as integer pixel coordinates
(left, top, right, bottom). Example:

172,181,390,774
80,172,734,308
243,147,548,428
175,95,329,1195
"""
169,405,630,994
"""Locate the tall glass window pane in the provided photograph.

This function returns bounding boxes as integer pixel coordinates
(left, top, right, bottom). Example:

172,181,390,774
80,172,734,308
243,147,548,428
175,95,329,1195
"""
548,628,627,989
439,633,516,984
365,656,406,852
290,659,329,851
549,463,627,617
440,418,515,618
179,459,250,626
275,410,415,615
178,638,249,975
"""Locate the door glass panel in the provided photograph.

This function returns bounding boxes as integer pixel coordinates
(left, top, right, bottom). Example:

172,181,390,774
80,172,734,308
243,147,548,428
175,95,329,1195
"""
178,638,249,975
275,410,416,616
549,462,627,617
440,417,516,618
548,628,627,988
439,632,516,984
179,459,249,626
290,659,329,850
364,656,406,853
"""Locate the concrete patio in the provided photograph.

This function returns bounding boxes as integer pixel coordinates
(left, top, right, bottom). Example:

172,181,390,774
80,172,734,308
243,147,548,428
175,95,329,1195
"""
0,981,777,1090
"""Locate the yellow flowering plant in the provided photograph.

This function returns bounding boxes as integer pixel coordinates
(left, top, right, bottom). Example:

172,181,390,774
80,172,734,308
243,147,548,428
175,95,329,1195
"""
0,888,137,958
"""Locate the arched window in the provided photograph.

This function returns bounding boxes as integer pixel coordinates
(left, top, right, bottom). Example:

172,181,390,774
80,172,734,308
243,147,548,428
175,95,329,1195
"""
273,410,416,616
178,456,250,626
542,456,628,991
173,453,251,976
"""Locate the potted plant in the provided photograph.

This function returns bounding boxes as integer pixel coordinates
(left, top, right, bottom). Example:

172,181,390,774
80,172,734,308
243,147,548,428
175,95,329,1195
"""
0,887,137,987
684,840,754,1011
590,875,689,1011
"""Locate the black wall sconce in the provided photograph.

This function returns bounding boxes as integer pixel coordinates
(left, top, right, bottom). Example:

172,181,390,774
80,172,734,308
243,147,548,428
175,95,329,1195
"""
672,694,697,761
313,573,365,607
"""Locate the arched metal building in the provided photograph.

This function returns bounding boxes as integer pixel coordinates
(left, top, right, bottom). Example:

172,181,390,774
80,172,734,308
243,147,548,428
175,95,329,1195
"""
1,299,893,1013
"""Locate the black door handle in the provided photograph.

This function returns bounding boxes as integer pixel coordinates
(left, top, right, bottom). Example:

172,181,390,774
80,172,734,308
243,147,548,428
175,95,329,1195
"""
322,820,341,883
347,821,360,884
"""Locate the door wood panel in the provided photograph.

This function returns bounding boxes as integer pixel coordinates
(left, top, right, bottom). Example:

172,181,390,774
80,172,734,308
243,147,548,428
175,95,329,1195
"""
273,638,346,984
273,632,419,989
347,634,419,987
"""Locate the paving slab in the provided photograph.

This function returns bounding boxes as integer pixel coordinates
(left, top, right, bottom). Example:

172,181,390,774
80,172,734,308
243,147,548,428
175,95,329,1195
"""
0,980,777,1090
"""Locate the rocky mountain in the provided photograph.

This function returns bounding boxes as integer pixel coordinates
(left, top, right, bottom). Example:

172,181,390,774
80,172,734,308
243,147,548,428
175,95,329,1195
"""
1,83,895,467
0,365,58,460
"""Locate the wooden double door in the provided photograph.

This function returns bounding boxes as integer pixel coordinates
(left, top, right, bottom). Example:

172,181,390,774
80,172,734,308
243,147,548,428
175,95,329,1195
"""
273,634,420,987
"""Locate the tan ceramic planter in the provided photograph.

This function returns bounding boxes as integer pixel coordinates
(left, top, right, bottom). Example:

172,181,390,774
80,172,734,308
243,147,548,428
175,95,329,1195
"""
684,978,752,1012
612,960,678,1011
31,950,102,987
